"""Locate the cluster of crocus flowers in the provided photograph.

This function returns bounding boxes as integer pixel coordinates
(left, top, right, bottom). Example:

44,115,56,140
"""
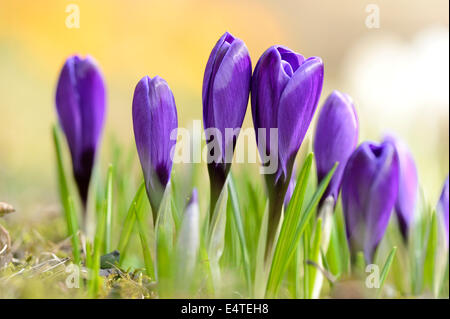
132,76,178,223
202,32,252,217
53,33,448,272
252,46,324,254
55,55,106,218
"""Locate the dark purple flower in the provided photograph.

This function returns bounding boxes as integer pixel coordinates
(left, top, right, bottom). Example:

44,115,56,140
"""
202,32,252,214
55,55,106,209
132,76,178,220
251,45,323,257
383,135,418,240
313,90,358,206
341,141,399,263
437,177,449,245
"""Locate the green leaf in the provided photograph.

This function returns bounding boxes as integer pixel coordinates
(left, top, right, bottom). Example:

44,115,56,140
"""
308,218,323,298
253,201,269,298
117,181,146,266
135,201,155,279
104,164,114,254
208,183,228,264
52,125,80,265
377,246,397,298
88,164,113,297
266,156,336,298
265,153,313,298
67,197,81,265
228,175,252,296
155,185,176,296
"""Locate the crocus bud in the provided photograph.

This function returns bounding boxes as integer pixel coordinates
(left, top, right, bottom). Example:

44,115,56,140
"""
202,32,252,214
252,46,323,182
313,91,358,206
437,177,449,245
132,76,178,221
383,135,418,240
251,45,323,255
341,141,399,263
55,55,106,209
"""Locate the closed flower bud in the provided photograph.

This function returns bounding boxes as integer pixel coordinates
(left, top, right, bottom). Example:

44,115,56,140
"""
202,32,252,215
55,55,106,209
383,135,418,240
341,141,399,263
132,76,178,221
314,91,358,206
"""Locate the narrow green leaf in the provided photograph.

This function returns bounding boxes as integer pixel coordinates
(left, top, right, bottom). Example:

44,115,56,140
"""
208,184,228,263
377,246,397,298
228,175,252,296
266,158,337,298
88,204,105,297
104,164,114,253
135,201,155,279
308,218,323,298
117,181,146,266
52,125,80,265
88,165,112,297
254,201,269,298
67,197,81,265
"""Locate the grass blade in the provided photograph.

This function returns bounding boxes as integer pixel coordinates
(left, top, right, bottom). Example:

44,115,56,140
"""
377,246,397,298
104,164,114,253
265,153,313,297
228,175,252,296
88,164,113,297
254,201,269,298
135,201,155,279
67,197,81,265
117,181,146,266
52,125,80,265
266,158,337,298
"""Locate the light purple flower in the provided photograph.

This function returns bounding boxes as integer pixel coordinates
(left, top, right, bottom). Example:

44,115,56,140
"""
313,90,358,206
55,55,106,208
132,76,178,219
384,135,418,240
437,177,449,245
341,140,399,262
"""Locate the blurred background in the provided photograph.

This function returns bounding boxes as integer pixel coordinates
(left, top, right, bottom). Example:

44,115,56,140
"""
0,0,448,220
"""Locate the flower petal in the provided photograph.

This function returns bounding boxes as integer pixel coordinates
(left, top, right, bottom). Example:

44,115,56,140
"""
132,76,178,212
314,90,358,204
277,57,323,179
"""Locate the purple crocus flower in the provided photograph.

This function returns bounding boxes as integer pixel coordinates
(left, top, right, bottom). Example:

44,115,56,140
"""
313,91,358,207
341,141,399,263
202,32,252,215
437,177,449,245
132,76,178,221
251,45,323,255
383,135,418,240
55,55,106,210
